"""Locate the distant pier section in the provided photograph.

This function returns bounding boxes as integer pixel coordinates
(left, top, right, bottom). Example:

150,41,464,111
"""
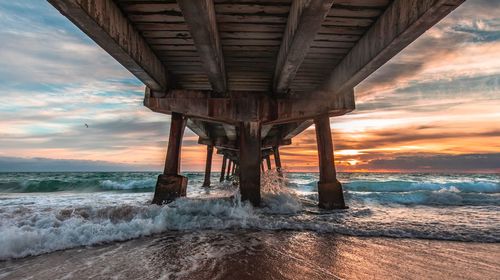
48,0,464,208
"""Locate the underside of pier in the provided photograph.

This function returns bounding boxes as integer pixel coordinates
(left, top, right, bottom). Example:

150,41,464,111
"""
49,0,464,209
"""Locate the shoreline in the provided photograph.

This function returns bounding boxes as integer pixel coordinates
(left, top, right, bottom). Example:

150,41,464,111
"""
1,231,499,280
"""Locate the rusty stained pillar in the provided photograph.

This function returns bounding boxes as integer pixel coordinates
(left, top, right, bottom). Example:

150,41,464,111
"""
152,112,188,205
273,146,283,177
314,114,346,209
265,155,272,170
239,121,261,206
202,145,214,187
226,160,232,180
220,155,227,182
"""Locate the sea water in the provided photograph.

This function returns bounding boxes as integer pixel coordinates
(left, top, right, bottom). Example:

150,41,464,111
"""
0,171,498,260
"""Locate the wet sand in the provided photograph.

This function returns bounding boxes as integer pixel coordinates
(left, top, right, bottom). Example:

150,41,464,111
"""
1,231,498,280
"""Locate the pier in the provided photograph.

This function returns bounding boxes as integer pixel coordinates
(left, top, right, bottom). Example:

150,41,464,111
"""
48,0,464,209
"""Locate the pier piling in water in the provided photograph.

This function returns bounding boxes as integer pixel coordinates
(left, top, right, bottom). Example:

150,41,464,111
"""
315,114,346,209
152,113,188,205
265,155,272,170
239,121,262,206
202,145,214,187
220,155,227,182
226,161,232,181
273,147,283,177
48,0,465,208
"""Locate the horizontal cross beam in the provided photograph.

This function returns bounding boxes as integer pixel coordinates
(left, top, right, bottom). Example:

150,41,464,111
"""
144,88,354,124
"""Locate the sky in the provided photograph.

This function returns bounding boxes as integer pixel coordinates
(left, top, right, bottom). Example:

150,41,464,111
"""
0,0,499,173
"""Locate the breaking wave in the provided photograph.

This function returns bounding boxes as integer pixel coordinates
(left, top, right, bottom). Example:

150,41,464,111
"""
0,171,499,259
346,181,499,193
0,172,158,192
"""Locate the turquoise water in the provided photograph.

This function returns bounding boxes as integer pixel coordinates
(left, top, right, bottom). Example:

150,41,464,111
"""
0,171,498,259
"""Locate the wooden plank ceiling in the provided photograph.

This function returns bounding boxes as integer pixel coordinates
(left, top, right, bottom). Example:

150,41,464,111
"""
115,0,391,93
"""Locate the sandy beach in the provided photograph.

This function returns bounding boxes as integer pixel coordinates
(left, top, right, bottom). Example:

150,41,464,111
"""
1,230,499,280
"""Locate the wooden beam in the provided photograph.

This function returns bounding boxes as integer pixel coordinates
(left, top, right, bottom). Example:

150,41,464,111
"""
48,0,169,90
223,124,237,141
186,118,210,139
261,124,273,139
283,120,314,140
273,0,335,94
145,89,354,124
217,149,239,163
177,0,227,94
322,0,464,96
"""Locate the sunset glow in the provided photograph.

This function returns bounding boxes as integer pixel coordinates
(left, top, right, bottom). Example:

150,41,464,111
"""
0,0,498,173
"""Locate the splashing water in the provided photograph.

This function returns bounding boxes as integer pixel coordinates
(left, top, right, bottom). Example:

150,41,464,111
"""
0,171,498,259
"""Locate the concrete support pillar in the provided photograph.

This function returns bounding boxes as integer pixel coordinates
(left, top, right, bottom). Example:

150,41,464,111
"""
314,114,346,209
261,161,265,173
273,146,283,176
202,145,214,187
226,160,232,180
152,112,188,204
265,155,272,170
220,155,227,182
239,121,261,206
231,162,236,175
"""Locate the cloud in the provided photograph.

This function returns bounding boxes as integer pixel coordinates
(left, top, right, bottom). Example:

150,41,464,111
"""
0,156,158,172
356,153,500,173
0,0,499,172
355,0,500,103
0,1,132,86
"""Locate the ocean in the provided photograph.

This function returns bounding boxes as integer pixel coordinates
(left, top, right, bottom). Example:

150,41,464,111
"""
0,171,499,279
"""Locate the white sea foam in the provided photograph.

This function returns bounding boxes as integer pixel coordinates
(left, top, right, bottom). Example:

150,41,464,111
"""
0,172,499,260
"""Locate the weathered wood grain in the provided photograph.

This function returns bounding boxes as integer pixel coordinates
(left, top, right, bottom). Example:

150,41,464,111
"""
328,6,383,18
178,0,227,94
120,3,181,13
215,4,290,14
218,23,285,32
239,121,262,205
145,88,354,124
273,0,335,94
